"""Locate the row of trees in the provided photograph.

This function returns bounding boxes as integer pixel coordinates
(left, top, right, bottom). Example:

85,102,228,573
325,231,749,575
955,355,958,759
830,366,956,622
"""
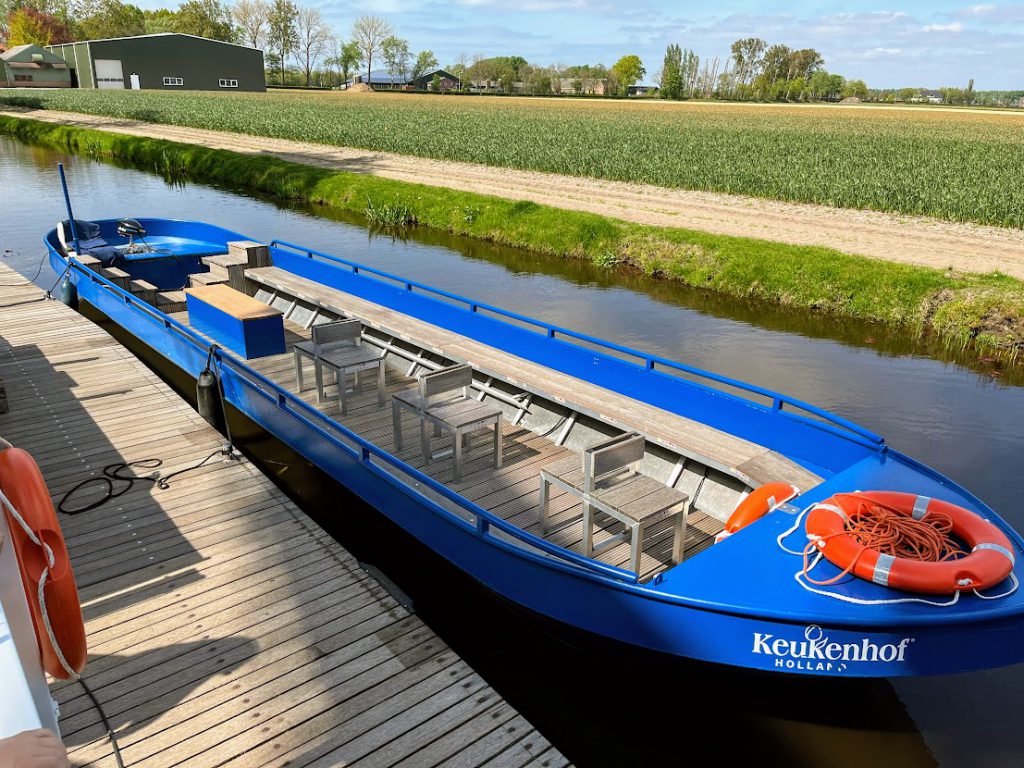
428,54,645,97
658,37,868,102
1,0,237,46
863,84,1023,108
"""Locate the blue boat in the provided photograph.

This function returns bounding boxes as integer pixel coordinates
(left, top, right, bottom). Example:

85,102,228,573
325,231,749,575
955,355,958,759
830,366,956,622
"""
44,215,1024,678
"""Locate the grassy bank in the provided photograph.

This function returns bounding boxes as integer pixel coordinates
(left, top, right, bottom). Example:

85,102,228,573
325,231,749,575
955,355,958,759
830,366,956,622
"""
2,114,1021,362
2,90,1024,228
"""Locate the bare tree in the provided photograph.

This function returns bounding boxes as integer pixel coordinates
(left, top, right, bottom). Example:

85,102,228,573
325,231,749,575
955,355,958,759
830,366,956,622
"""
293,5,331,86
232,0,270,48
350,15,392,85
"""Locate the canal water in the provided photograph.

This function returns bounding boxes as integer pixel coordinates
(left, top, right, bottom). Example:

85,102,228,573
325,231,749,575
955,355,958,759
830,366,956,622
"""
2,136,1022,766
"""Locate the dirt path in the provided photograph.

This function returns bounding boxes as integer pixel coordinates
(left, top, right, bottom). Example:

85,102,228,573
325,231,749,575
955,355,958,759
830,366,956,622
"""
7,107,1024,279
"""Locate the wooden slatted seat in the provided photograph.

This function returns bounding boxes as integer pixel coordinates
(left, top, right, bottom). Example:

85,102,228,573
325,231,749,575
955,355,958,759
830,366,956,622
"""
540,432,688,573
392,364,503,482
293,318,384,415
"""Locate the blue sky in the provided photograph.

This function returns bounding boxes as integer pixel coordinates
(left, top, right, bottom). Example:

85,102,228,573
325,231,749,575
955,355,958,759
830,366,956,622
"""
331,1,1024,89
136,1,1024,89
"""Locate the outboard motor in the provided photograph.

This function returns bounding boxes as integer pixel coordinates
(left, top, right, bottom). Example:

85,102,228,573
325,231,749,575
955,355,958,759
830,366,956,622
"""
117,218,147,253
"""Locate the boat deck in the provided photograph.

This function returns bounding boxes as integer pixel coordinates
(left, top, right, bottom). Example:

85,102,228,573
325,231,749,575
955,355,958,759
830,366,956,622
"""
169,311,727,580
0,268,570,768
243,266,823,493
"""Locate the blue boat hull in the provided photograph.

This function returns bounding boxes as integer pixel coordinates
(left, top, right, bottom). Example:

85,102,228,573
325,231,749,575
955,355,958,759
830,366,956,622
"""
47,234,1024,678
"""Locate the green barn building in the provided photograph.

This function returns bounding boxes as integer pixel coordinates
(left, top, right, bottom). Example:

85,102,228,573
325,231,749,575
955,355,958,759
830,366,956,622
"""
47,33,265,92
1,44,73,88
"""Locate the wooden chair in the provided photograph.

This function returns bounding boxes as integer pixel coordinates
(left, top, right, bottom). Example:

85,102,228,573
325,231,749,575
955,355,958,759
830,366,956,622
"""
392,364,503,482
539,432,688,574
293,318,384,416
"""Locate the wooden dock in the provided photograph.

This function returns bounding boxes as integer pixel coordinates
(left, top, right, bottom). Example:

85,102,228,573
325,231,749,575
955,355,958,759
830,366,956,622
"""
0,265,570,768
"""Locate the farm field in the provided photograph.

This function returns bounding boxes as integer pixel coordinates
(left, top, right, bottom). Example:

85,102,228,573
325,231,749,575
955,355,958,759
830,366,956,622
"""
3,89,1024,229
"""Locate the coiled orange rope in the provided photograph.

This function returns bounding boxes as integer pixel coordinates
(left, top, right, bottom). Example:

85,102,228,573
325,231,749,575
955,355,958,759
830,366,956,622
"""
804,493,966,585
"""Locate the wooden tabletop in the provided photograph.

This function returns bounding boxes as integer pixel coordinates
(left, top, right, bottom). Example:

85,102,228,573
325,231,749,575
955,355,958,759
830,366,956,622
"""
185,283,282,320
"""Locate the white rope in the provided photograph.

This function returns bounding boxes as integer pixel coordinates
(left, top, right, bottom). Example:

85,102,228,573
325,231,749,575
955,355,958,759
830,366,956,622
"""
973,572,1019,600
796,551,962,607
0,486,79,680
776,503,815,555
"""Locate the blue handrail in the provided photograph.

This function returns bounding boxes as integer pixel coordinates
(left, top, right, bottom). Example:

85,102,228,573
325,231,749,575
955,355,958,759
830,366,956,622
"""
270,239,885,448
69,258,640,585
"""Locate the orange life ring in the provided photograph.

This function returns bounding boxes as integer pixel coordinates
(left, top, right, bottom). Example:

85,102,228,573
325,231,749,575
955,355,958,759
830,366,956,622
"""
715,482,800,543
0,446,87,679
806,491,1016,594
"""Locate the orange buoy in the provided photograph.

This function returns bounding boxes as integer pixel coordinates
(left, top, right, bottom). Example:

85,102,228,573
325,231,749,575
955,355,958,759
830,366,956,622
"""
715,482,800,543
806,491,1016,594
0,446,87,679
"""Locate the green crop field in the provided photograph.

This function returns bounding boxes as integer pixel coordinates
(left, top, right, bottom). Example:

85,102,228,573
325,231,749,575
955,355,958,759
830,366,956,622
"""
4,89,1024,228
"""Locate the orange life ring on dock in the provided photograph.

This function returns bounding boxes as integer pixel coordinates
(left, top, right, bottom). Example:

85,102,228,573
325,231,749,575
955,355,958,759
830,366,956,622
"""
806,491,1016,594
0,446,87,679
715,482,800,543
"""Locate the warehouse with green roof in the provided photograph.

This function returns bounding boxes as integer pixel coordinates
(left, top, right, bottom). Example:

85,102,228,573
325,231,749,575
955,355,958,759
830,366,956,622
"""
47,33,264,92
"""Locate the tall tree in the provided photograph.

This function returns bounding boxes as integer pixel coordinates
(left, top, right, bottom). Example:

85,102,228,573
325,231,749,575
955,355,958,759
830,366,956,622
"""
5,6,73,45
174,0,233,41
350,14,391,84
380,34,409,81
292,4,329,86
75,0,145,40
411,49,437,82
232,0,269,48
660,44,682,99
326,38,360,87
143,8,176,34
267,0,296,85
680,49,699,97
728,37,766,97
610,54,645,94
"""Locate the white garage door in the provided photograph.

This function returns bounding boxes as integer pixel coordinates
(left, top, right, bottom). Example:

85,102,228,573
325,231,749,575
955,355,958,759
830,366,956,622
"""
94,59,124,89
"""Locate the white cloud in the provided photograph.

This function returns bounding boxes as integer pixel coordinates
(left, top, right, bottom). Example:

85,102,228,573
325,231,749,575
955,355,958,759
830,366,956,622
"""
922,22,965,33
952,3,1024,22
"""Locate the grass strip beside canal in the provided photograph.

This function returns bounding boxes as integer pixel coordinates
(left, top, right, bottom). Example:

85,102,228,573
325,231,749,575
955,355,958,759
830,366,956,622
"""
3,114,1021,363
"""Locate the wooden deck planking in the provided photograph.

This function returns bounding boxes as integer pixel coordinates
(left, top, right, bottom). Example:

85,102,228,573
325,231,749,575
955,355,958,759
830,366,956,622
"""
206,314,722,580
0,270,569,768
244,266,823,490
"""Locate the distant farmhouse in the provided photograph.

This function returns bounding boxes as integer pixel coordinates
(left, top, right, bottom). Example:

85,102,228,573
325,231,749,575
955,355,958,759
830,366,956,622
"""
555,78,607,96
349,68,459,91
1,44,72,88
47,33,264,92
627,84,659,97
470,77,609,95
911,89,945,104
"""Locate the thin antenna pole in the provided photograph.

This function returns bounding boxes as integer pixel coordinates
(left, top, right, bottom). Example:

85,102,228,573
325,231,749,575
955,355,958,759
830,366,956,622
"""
58,162,80,254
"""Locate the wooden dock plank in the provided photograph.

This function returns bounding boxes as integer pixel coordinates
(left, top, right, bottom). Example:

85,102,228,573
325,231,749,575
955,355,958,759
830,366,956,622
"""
0,266,570,768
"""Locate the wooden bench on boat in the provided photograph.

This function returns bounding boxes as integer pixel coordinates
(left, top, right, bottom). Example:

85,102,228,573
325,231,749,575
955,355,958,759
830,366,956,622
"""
392,364,503,482
293,318,385,416
185,283,285,359
243,266,824,495
540,432,688,574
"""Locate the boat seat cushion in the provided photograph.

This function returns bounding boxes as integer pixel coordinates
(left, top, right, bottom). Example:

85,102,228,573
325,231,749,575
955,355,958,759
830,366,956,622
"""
59,219,122,266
